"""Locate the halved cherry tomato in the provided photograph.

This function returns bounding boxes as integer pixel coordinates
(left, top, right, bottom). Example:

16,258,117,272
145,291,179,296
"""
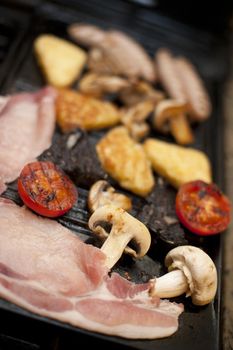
176,180,231,235
18,161,78,218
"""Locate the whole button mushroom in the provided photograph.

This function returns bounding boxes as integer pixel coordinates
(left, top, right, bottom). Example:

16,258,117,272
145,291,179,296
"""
88,204,151,269
150,245,217,306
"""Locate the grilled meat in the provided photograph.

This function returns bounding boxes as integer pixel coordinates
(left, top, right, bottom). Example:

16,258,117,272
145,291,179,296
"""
0,87,56,195
39,130,108,189
0,198,183,340
68,24,106,47
68,24,156,82
136,177,188,248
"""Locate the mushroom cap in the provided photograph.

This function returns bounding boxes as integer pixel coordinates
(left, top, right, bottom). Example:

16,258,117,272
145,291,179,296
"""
165,245,217,305
88,180,132,213
154,99,188,133
88,204,151,259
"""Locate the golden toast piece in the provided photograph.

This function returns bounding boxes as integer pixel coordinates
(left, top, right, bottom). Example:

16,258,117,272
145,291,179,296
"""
56,89,120,132
144,138,212,188
34,34,87,87
96,127,155,196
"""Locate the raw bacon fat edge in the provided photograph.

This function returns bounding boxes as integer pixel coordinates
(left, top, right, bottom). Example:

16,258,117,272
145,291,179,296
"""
0,199,183,339
0,87,56,194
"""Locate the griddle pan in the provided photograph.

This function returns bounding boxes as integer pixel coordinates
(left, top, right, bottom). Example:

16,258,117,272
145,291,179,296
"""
0,1,229,349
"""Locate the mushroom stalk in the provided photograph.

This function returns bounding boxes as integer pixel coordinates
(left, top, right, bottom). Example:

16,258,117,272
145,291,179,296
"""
153,99,194,146
88,204,151,270
101,231,135,269
170,114,194,145
152,245,218,306
151,269,189,298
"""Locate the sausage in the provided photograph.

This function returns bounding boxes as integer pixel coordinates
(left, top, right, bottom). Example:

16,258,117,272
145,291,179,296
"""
155,48,186,101
155,48,194,145
175,57,212,121
68,24,106,47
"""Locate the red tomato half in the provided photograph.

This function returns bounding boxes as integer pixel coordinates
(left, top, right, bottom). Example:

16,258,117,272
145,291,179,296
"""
176,180,231,236
18,161,78,218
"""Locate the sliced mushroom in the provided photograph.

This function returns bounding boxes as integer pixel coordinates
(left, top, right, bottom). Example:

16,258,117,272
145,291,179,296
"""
88,180,132,213
79,73,130,97
154,99,194,145
66,132,82,149
122,100,155,124
127,122,150,141
121,100,154,141
150,246,217,305
119,80,165,106
88,204,151,269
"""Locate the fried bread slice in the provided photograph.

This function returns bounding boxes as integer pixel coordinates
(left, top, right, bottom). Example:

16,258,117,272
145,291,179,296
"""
96,127,155,196
144,138,212,188
56,89,120,132
34,34,87,88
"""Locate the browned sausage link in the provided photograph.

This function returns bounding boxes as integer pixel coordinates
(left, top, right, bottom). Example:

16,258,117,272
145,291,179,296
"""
106,31,156,82
67,24,106,47
175,57,212,121
155,48,187,101
155,48,194,145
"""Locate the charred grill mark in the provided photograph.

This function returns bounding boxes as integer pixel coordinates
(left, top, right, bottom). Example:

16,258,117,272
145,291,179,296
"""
26,163,38,201
192,206,201,217
45,191,56,203
198,189,207,199
213,206,228,217
210,183,222,196
40,162,62,211
59,168,70,190
54,165,78,209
